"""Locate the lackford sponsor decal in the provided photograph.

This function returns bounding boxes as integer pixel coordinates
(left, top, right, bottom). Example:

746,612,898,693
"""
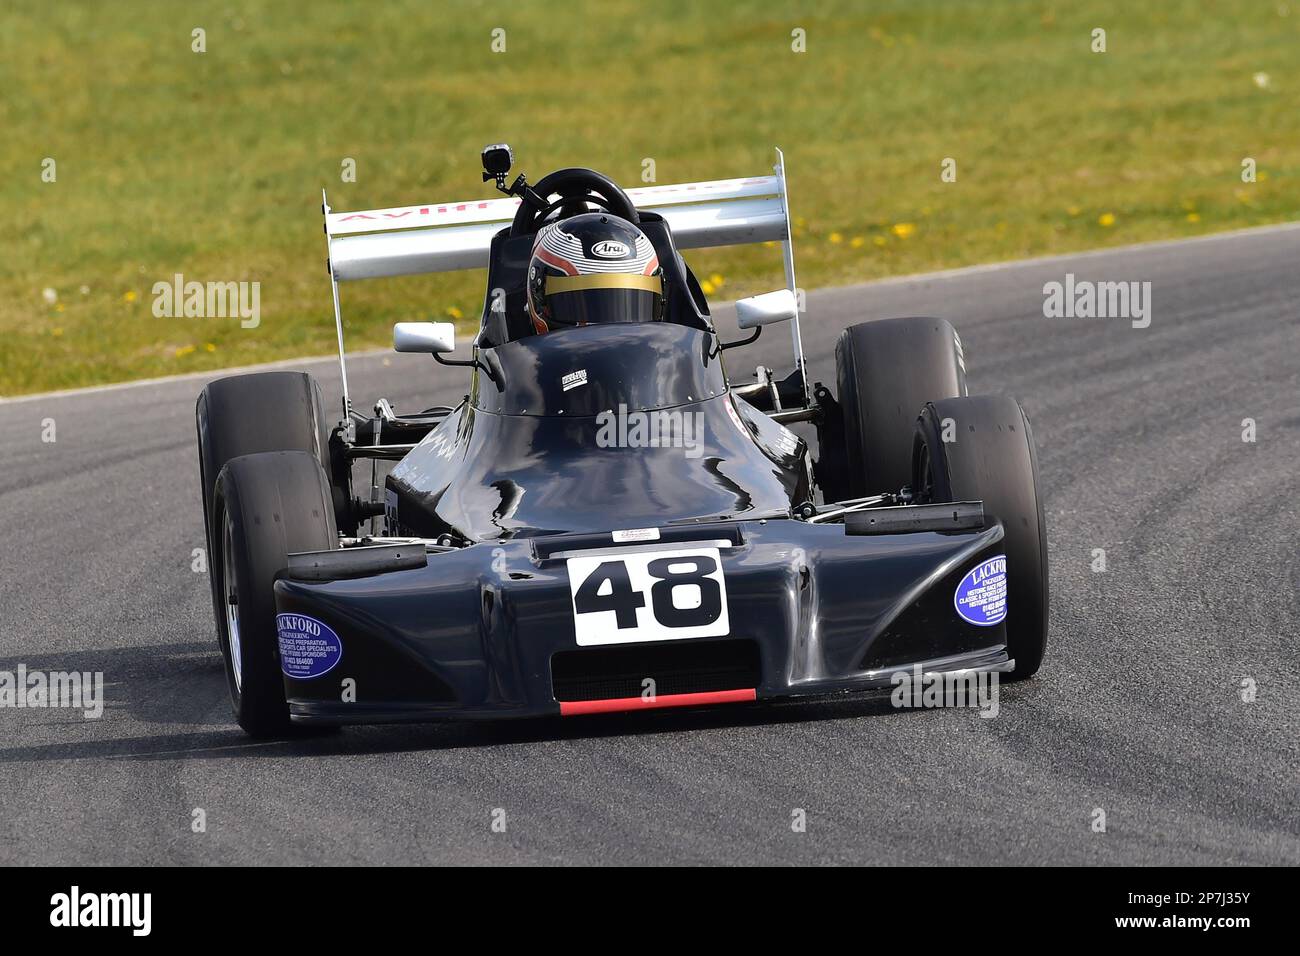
954,555,1008,626
591,239,629,258
275,613,343,679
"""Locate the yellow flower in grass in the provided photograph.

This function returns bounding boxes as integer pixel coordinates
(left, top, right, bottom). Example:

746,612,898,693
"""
829,232,843,244
445,305,463,320
890,222,916,239
1186,212,1201,223
1098,212,1116,227
850,236,865,248
700,280,717,296
204,342,217,352
873,236,888,248
175,344,196,358
122,290,137,303
708,273,724,288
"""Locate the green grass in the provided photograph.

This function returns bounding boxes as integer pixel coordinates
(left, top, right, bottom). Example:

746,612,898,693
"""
2,0,1297,394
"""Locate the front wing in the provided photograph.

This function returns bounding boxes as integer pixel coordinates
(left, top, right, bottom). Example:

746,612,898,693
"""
272,518,1012,723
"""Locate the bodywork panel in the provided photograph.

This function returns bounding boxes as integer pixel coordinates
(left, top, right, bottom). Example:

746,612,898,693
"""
387,323,810,541
274,518,1009,722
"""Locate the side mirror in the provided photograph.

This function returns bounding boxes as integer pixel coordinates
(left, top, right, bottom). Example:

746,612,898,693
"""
735,289,799,330
393,321,455,354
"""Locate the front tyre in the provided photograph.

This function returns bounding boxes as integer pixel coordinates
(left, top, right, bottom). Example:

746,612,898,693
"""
196,371,337,638
912,395,1048,680
213,450,338,737
832,317,967,499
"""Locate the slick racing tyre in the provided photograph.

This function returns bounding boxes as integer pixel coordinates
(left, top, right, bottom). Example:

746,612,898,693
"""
912,395,1049,680
212,451,338,737
196,371,333,631
834,317,967,498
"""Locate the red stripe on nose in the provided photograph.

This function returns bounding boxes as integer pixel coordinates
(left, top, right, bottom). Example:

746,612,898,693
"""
559,688,756,716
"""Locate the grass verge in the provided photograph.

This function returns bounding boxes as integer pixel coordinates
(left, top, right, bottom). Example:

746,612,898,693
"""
2,0,1297,393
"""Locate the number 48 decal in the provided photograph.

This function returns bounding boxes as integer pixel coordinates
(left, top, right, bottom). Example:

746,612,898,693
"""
566,547,731,646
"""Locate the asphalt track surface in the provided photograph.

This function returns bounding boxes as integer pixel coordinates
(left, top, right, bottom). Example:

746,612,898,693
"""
2,225,1297,865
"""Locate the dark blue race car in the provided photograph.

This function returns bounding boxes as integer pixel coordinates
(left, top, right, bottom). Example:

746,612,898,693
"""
196,146,1048,736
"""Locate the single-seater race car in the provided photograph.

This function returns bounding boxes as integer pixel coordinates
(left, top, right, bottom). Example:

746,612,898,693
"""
196,144,1048,736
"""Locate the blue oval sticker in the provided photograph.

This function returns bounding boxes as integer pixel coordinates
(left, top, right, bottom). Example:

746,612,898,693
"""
953,555,1008,626
276,613,343,679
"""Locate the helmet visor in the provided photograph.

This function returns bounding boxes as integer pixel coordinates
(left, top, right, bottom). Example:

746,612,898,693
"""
544,273,662,327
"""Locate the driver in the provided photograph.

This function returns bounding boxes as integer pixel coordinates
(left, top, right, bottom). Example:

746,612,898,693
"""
526,213,664,334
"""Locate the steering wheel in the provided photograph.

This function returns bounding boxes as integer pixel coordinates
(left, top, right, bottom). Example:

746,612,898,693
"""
509,167,640,237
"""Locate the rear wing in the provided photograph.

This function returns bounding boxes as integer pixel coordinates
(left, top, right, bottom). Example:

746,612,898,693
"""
326,167,788,281
321,149,803,412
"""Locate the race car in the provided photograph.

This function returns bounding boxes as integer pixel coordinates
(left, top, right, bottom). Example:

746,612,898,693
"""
196,144,1048,736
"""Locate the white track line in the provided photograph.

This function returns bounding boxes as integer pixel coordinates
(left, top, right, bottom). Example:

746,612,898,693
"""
827,219,1300,291
0,349,388,406
4,219,1297,406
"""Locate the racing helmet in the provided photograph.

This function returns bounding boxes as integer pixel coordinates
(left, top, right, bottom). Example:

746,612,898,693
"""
526,213,664,334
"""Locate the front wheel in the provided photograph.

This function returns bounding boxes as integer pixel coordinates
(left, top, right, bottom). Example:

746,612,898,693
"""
196,371,340,640
831,316,967,500
213,450,338,736
912,395,1049,680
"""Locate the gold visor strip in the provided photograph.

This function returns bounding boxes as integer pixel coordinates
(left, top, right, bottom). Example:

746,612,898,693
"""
546,273,661,294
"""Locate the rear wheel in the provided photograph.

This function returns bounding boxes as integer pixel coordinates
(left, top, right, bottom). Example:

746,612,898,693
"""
196,371,334,636
912,395,1048,679
213,451,338,736
833,317,966,499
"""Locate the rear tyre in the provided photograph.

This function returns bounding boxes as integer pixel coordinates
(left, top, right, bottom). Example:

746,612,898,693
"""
834,317,966,498
196,371,333,635
212,451,338,737
912,395,1048,679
